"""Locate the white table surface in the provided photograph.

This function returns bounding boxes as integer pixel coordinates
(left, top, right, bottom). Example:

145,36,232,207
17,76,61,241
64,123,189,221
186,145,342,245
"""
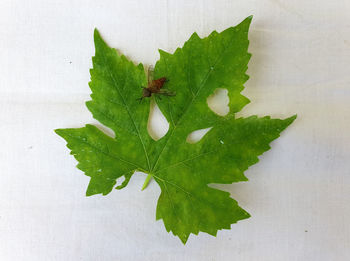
1,0,349,260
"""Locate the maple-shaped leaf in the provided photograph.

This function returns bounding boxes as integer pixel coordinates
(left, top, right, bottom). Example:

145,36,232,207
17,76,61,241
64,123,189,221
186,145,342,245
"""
55,16,296,244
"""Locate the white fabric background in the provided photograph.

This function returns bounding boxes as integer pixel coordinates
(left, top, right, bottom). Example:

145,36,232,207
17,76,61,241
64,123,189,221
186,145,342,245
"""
0,0,349,260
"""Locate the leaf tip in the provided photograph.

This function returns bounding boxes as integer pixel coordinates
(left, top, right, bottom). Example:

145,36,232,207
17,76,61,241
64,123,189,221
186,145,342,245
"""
243,210,251,219
246,15,253,21
190,31,200,40
54,128,64,137
158,48,169,57
93,28,100,38
179,234,189,245
238,15,253,31
85,101,95,116
286,114,297,125
85,189,94,197
93,28,108,50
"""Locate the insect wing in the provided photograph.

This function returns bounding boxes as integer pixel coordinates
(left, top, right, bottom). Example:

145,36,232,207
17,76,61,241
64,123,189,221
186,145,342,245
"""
158,89,176,96
147,66,154,86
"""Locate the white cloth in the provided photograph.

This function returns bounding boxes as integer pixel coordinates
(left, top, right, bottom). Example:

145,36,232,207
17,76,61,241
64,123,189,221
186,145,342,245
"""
0,0,349,260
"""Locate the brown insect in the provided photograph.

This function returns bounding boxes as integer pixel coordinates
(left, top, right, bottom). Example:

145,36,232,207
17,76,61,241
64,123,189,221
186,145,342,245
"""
138,66,176,101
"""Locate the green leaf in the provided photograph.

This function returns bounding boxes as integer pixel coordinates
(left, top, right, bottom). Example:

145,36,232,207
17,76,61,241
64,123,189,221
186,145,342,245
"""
55,16,296,244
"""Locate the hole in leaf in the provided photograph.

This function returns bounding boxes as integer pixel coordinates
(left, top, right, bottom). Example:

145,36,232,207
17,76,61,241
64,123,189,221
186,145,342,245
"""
115,175,125,187
207,88,229,116
186,127,212,144
147,99,169,140
95,124,115,138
